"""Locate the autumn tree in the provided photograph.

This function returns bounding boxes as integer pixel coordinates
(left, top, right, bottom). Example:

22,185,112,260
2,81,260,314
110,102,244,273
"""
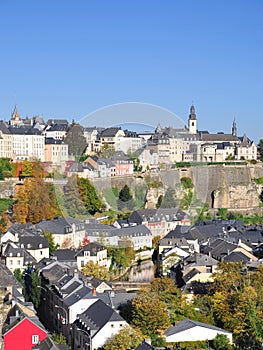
79,235,90,248
104,325,144,350
13,177,60,223
205,262,263,348
81,261,109,280
131,285,170,335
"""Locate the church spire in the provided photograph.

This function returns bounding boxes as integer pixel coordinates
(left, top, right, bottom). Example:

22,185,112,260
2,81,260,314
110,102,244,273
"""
232,118,237,136
189,104,196,120
11,105,20,120
188,104,197,134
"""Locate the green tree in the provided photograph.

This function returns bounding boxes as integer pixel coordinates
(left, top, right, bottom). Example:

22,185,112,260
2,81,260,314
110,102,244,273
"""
211,334,232,350
63,175,87,217
118,184,134,211
109,245,135,271
64,124,87,158
217,208,228,220
181,177,193,189
51,333,67,344
43,232,59,253
81,261,109,280
99,143,115,158
21,160,33,177
77,177,105,214
30,271,41,309
104,325,144,350
0,167,4,180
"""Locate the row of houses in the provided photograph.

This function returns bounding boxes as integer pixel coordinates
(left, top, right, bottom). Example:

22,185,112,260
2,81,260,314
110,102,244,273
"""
157,219,263,300
0,256,233,350
0,105,258,176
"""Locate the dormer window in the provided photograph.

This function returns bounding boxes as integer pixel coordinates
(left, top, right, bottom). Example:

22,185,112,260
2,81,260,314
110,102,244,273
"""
9,253,13,257
21,244,24,248
27,244,31,248
39,244,42,248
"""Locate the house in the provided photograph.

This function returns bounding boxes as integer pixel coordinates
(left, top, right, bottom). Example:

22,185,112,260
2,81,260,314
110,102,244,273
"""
9,125,45,161
32,336,68,350
159,246,189,276
84,222,118,246
2,302,47,350
0,262,23,296
136,340,156,350
113,224,152,250
0,224,49,263
75,242,108,269
137,146,159,171
164,319,232,344
129,208,191,238
37,260,98,340
99,127,125,150
1,242,37,272
110,151,134,176
44,138,68,166
44,123,68,140
85,276,112,293
37,217,86,248
0,121,12,158
71,299,128,350
51,248,79,269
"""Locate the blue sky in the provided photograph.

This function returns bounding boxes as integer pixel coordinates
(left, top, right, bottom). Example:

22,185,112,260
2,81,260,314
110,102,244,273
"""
0,0,262,142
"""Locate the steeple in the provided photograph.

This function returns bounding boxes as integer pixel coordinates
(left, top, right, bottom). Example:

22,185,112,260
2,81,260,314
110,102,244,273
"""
232,118,237,137
188,104,197,134
189,104,196,120
11,105,20,120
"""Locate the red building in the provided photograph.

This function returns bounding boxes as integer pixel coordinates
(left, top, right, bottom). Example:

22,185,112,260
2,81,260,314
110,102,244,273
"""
3,303,47,350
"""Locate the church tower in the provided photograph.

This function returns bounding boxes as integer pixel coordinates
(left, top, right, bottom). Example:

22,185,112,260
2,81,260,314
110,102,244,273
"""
232,118,237,136
188,104,197,134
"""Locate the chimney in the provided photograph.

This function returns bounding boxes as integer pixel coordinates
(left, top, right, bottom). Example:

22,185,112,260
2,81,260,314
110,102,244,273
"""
74,269,79,279
92,288,96,296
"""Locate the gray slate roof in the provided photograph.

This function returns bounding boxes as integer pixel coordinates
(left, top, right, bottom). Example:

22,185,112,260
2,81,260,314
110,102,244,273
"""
77,299,124,333
129,208,189,224
165,318,231,337
37,217,85,235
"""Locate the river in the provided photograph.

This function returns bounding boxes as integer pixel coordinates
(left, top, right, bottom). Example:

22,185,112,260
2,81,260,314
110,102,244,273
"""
119,260,155,282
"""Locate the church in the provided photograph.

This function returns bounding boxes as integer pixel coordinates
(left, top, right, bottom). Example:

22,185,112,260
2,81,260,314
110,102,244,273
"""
150,105,257,163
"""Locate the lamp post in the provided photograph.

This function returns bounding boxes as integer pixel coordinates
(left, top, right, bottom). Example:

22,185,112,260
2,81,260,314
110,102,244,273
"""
55,304,68,325
77,327,92,350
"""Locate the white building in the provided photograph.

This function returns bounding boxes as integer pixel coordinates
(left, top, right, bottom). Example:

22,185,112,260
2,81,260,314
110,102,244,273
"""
9,126,45,161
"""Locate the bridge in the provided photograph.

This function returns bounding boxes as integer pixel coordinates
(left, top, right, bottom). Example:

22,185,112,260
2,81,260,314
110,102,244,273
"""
111,281,150,292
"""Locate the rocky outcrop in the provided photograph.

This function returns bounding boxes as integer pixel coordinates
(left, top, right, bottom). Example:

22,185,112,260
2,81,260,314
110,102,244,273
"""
144,186,165,209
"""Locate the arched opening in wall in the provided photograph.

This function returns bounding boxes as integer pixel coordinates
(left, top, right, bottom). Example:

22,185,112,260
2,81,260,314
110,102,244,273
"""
211,190,215,209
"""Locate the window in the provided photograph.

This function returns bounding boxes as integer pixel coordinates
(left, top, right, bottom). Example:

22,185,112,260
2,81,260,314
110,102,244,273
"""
32,335,39,344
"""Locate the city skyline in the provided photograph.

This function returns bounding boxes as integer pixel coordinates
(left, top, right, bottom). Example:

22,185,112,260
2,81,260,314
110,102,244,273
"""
0,1,262,142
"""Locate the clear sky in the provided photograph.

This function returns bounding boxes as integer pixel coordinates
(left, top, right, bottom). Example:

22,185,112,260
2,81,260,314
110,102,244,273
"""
0,0,262,142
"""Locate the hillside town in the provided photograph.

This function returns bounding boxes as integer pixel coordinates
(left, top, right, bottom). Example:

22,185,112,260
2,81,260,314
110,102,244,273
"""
0,103,263,350
0,105,258,177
